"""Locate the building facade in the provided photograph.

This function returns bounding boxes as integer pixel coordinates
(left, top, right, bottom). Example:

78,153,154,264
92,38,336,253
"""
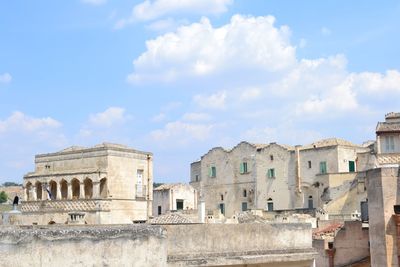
190,138,370,218
152,183,197,216
20,143,153,225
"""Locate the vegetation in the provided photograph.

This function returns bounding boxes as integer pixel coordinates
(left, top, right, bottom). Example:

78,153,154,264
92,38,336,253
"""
153,182,164,188
0,191,8,203
2,182,22,187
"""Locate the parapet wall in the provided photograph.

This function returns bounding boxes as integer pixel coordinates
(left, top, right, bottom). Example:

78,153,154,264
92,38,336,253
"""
0,223,316,267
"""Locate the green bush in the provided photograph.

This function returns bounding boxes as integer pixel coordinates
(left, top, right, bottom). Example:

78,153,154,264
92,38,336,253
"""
0,191,8,203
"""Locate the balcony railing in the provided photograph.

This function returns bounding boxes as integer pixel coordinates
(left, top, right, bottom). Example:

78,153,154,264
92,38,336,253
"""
377,153,400,165
135,184,147,198
20,199,111,213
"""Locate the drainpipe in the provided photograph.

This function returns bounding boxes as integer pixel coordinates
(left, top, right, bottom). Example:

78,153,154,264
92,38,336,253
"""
295,145,302,193
147,154,152,219
326,242,336,267
393,205,400,266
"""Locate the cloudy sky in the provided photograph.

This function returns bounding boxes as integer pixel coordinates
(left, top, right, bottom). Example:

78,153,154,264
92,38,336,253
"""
0,1,399,184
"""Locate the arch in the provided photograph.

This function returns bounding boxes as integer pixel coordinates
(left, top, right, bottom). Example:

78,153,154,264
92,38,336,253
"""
100,178,107,198
35,181,43,200
26,182,32,201
267,198,274,211
71,178,80,199
49,180,57,200
60,180,68,200
84,178,93,199
48,221,56,225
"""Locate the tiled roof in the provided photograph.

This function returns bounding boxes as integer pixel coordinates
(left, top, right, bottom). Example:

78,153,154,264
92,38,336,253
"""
236,211,268,223
149,213,195,224
312,223,343,239
376,122,400,132
154,183,193,191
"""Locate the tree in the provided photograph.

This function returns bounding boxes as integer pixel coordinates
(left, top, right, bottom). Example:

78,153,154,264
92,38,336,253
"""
0,191,8,203
2,182,21,187
153,182,164,189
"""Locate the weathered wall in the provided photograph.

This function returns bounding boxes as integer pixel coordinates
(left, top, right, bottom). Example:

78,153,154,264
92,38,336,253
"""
0,223,316,267
153,184,197,216
0,225,167,267
367,167,399,267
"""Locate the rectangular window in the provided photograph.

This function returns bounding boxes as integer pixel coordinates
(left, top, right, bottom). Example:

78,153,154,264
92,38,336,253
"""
176,199,184,210
242,202,248,211
195,175,199,182
267,202,274,211
240,162,248,174
267,168,275,178
136,169,144,197
158,206,162,215
319,161,327,174
349,161,355,172
270,155,274,161
209,166,216,178
243,189,247,198
385,136,395,152
308,161,312,169
219,203,225,215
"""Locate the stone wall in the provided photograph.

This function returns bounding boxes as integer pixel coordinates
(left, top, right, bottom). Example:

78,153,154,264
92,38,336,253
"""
0,223,316,267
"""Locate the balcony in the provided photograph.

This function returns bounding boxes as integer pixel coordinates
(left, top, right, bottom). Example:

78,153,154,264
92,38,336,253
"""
377,153,400,165
135,184,147,199
20,199,111,213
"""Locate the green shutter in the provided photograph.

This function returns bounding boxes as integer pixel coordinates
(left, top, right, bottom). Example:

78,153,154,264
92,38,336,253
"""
240,163,244,174
320,162,327,174
349,161,355,172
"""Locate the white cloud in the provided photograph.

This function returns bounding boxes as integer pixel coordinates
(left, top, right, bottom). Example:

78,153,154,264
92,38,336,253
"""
115,0,232,29
321,27,331,36
88,107,129,128
193,91,227,110
81,0,106,5
128,15,296,82
240,88,261,101
352,70,400,93
151,121,214,142
0,73,12,84
182,112,211,122
0,111,61,134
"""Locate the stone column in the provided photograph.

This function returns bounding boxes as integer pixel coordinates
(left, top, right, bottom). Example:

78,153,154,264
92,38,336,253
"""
32,186,37,201
42,185,47,200
80,182,85,199
56,183,62,200
93,182,100,199
377,135,382,154
23,187,27,201
67,182,72,199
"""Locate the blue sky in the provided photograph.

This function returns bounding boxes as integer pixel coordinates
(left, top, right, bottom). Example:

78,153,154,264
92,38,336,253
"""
0,0,399,184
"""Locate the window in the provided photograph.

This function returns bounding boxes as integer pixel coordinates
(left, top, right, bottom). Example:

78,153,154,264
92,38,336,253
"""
349,161,355,172
319,161,327,174
240,162,248,174
242,202,248,211
308,196,313,209
209,166,216,178
308,161,312,169
176,199,184,210
270,155,274,161
385,136,395,152
158,206,162,215
267,198,273,211
220,194,224,201
243,189,247,198
267,168,275,178
219,203,225,215
195,175,199,182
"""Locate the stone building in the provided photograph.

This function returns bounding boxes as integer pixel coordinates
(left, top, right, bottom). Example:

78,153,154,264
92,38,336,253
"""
19,143,153,225
190,138,370,218
152,183,197,216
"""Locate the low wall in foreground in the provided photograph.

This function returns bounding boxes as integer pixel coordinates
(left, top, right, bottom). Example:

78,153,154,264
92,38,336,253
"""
0,223,316,267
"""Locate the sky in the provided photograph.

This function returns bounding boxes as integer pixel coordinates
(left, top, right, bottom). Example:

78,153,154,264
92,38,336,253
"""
0,0,400,184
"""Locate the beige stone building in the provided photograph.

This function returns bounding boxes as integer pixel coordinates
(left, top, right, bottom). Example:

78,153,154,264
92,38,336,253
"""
152,183,197,216
19,143,153,225
190,138,370,218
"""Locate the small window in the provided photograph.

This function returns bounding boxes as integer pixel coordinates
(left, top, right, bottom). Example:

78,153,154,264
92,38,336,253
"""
385,136,395,152
270,155,274,161
267,168,275,178
195,175,199,182
242,202,248,211
240,162,248,174
158,206,162,215
349,161,355,172
319,161,327,174
243,189,247,198
308,196,313,209
176,199,184,210
267,198,274,211
308,161,312,169
220,194,224,201
219,203,225,215
209,166,217,178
